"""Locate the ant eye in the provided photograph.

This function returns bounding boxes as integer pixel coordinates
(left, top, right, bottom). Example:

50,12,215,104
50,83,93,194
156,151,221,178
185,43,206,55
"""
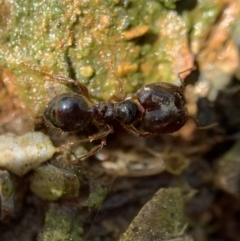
44,93,92,132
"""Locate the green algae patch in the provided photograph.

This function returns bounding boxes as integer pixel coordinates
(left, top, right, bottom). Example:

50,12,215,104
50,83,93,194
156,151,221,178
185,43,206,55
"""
38,206,84,241
0,0,194,118
30,164,80,201
0,170,15,220
85,183,108,209
120,188,187,241
0,0,231,123
184,0,224,54
157,0,181,10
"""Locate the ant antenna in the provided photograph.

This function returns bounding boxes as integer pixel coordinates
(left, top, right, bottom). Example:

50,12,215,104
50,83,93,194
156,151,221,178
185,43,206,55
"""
187,114,199,127
197,122,219,130
187,114,219,130
177,66,196,90
109,60,126,101
20,62,94,104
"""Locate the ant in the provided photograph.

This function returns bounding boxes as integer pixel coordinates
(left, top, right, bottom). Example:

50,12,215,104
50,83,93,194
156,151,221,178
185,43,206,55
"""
22,62,189,159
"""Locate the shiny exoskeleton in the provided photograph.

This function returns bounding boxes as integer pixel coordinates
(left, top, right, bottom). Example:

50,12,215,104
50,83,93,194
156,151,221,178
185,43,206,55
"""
44,81,187,137
136,82,187,134
44,93,140,132
24,63,188,158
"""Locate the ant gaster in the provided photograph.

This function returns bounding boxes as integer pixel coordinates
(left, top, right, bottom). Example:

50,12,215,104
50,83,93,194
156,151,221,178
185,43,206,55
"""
23,63,189,159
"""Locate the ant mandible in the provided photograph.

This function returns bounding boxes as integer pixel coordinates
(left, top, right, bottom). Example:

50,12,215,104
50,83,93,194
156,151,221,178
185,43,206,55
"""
23,62,189,159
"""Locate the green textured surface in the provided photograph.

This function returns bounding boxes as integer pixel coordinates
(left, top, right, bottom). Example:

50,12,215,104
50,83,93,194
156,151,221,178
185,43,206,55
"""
30,164,80,201
38,207,84,241
0,0,210,116
120,188,185,241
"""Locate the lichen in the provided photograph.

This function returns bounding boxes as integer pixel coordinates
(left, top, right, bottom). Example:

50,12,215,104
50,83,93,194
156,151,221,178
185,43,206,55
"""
120,188,187,241
38,206,84,241
0,0,194,121
85,183,108,208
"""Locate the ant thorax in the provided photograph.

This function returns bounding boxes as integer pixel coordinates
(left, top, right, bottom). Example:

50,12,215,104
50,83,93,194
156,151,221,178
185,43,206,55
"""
89,99,140,125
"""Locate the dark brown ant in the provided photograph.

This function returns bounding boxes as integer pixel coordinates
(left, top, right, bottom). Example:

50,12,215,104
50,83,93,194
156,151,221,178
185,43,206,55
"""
22,63,189,159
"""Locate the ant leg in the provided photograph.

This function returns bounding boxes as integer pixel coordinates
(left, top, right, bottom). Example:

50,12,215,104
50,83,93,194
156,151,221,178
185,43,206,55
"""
88,124,114,142
57,125,113,151
108,94,124,102
76,125,113,159
56,136,96,153
57,138,106,160
198,123,219,130
57,125,113,159
118,98,149,137
187,114,218,130
187,114,200,127
50,75,94,104
77,139,106,160
109,60,126,102
131,94,146,114
121,123,153,137
21,62,94,104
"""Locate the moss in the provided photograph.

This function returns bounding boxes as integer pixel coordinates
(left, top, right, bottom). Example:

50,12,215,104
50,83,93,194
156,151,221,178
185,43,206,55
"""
0,171,14,198
120,188,186,241
0,0,197,119
157,0,181,9
30,164,80,201
38,207,84,241
85,183,108,209
183,0,224,54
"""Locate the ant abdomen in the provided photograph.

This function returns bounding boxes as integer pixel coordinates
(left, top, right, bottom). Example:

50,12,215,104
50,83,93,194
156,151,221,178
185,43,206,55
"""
44,93,92,132
136,82,188,133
